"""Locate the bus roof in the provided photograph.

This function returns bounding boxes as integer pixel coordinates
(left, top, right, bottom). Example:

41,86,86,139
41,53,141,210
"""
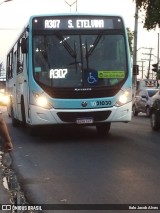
6,13,125,55
29,13,124,19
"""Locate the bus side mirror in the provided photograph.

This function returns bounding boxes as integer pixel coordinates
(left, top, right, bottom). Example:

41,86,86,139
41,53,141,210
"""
21,38,28,54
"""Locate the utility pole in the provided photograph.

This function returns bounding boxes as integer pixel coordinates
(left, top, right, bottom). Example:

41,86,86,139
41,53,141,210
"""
133,4,138,95
148,48,153,79
137,60,145,79
142,48,153,79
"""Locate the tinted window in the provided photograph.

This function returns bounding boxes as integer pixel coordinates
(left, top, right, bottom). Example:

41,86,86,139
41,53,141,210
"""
147,89,159,97
33,33,127,88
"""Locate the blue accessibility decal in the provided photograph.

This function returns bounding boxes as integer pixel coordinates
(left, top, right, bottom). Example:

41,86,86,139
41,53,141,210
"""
85,70,98,85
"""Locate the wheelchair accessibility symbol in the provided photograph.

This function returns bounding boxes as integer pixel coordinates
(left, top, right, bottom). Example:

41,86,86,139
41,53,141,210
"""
87,71,98,84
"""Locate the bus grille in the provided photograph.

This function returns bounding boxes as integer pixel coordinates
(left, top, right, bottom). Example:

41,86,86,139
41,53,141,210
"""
37,82,121,99
57,111,111,122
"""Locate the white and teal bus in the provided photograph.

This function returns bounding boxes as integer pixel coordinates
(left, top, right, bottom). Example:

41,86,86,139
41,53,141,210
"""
6,14,132,135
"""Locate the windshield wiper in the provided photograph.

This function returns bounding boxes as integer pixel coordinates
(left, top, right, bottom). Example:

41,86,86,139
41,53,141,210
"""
56,33,76,58
86,33,103,58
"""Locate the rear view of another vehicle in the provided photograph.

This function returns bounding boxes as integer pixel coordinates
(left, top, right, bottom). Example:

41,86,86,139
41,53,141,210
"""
150,89,160,131
133,88,159,117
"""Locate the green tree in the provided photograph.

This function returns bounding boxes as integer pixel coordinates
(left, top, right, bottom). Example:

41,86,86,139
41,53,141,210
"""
134,0,160,30
127,27,134,55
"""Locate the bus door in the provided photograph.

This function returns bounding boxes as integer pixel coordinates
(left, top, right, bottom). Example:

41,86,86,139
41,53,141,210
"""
16,40,29,123
20,52,29,123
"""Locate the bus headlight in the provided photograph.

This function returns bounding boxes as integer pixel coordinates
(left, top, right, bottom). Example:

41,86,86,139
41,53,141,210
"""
37,96,48,107
115,89,132,107
33,92,52,109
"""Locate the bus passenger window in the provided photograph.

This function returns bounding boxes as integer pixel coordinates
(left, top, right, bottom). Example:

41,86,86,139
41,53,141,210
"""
6,53,13,79
17,60,23,72
17,41,24,73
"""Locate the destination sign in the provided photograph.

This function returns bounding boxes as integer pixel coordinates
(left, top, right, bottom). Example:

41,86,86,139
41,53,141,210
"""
32,16,123,30
44,19,104,29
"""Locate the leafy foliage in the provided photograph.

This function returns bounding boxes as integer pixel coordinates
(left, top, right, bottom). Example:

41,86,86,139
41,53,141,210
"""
127,28,134,55
134,0,160,30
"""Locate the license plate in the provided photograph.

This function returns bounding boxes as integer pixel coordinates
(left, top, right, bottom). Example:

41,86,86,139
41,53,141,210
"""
76,118,93,124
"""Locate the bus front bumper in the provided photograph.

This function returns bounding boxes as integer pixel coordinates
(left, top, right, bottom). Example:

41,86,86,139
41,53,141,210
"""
27,101,132,126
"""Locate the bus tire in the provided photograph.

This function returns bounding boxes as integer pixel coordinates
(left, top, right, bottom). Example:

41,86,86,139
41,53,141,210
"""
96,123,111,136
21,97,26,126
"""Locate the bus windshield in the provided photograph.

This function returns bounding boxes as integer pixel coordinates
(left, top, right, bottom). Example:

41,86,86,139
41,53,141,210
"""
33,32,127,88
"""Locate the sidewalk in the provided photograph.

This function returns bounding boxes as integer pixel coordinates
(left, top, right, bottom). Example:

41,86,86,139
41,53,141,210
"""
0,148,31,212
0,108,28,211
0,107,12,206
0,148,12,209
0,177,11,204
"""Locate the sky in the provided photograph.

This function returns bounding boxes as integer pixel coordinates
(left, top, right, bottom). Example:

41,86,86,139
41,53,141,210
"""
0,0,159,78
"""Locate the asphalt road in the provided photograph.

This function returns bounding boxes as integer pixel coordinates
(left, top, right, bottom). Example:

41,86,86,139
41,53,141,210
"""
4,112,160,213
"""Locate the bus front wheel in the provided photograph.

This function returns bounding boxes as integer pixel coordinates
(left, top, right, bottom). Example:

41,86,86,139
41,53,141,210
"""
21,97,26,126
96,123,111,136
